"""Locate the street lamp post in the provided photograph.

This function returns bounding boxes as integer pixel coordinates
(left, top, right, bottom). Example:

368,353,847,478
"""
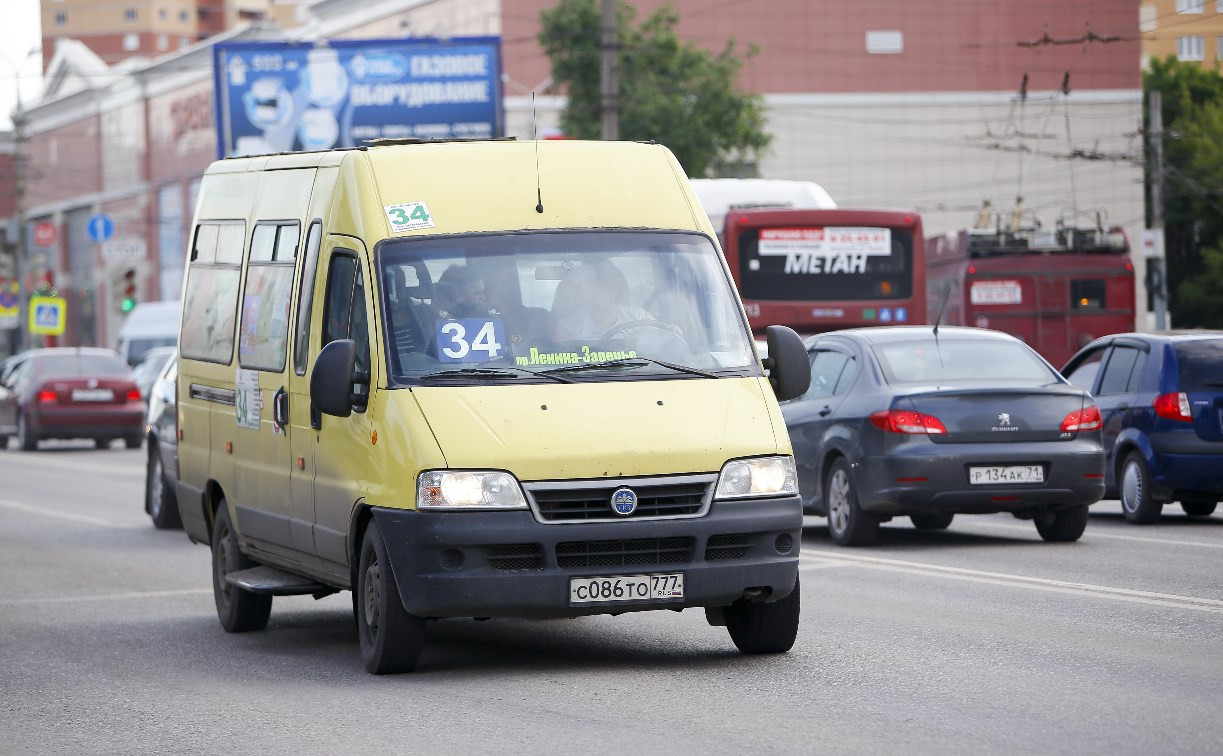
2,47,41,354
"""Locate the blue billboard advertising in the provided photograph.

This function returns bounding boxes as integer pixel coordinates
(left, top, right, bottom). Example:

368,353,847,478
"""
212,37,503,158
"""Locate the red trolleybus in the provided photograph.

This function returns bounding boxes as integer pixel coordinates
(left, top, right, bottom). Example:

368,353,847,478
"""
720,208,927,337
925,226,1135,367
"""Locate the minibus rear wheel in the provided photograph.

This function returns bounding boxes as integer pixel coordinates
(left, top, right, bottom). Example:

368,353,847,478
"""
357,520,426,674
723,574,800,654
211,503,271,632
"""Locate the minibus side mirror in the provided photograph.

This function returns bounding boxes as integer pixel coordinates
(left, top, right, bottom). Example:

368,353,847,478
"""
311,339,356,418
763,325,810,402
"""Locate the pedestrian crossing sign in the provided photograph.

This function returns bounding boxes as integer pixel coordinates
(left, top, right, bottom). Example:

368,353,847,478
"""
29,295,66,336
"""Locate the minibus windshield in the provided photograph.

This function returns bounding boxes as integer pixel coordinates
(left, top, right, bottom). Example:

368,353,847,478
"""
378,231,760,383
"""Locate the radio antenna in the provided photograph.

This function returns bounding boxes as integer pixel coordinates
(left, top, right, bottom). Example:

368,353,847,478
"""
533,92,544,214
932,281,953,367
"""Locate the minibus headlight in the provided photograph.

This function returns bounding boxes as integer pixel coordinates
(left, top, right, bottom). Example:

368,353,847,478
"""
714,456,798,499
417,470,528,510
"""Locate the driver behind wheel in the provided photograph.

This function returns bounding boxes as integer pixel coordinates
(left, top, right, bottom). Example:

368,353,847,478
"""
553,260,658,340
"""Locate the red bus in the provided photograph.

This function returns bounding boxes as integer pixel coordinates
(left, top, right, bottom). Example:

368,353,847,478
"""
925,226,1135,367
719,208,927,337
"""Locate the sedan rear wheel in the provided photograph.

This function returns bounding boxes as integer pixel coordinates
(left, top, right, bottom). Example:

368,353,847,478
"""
825,458,878,546
1034,505,1089,542
1181,501,1217,517
16,414,37,452
1120,452,1162,524
146,448,181,529
910,513,954,530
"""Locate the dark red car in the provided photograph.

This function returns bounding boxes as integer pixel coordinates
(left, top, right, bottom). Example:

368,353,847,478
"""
0,348,145,451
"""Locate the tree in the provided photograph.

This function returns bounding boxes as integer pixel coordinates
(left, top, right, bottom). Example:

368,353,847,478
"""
538,0,771,177
1144,57,1223,327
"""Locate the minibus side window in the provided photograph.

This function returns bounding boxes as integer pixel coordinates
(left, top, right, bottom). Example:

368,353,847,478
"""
181,220,244,364
322,252,371,407
239,221,300,372
293,221,323,376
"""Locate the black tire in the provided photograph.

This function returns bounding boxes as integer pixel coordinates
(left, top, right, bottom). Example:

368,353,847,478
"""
1119,451,1162,524
211,503,271,633
825,458,879,546
1181,501,1218,517
0,434,10,449
724,574,800,655
124,435,142,450
16,413,37,452
1034,505,1089,542
146,447,181,529
910,512,955,530
94,438,110,449
357,520,426,674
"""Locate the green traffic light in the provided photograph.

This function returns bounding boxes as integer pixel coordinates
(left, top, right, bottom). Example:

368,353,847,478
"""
121,298,136,313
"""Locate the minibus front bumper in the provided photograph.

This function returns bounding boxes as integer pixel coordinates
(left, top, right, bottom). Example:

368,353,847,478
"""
370,497,802,620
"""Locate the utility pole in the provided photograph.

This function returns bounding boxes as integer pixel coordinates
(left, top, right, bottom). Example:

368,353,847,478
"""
1148,90,1169,331
600,0,619,141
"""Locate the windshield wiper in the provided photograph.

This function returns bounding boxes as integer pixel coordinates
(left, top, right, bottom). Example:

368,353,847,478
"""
418,366,575,384
542,357,718,379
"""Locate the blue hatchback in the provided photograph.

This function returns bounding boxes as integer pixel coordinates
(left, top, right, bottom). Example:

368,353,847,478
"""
1062,333,1223,522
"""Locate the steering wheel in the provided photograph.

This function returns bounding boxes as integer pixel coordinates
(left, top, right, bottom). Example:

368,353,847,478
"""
599,319,678,341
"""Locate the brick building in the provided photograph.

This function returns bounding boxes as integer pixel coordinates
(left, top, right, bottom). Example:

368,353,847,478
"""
9,0,1147,349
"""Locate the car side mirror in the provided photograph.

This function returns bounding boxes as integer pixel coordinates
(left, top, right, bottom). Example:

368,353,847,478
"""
763,325,810,402
311,339,356,418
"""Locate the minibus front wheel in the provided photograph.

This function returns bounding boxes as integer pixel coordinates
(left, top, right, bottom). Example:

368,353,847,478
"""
723,574,801,654
356,520,426,674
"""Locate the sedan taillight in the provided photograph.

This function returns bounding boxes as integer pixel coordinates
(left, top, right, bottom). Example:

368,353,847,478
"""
127,388,142,402
870,409,947,434
1153,392,1193,422
1061,405,1102,432
37,388,57,404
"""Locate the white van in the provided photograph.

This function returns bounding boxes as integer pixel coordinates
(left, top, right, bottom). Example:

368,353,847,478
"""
116,301,180,366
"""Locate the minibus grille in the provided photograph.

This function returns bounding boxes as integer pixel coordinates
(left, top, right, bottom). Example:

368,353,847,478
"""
705,534,752,561
486,544,544,571
525,476,713,522
556,537,694,568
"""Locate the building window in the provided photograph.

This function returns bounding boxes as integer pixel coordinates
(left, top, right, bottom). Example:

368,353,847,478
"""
157,33,169,51
159,8,166,20
180,10,189,22
124,8,137,22
55,12,67,25
1179,36,1206,60
123,33,139,51
1177,0,1205,12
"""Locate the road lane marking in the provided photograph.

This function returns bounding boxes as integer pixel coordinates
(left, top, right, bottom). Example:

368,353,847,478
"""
0,588,211,607
0,453,143,478
0,497,142,530
959,519,1223,550
801,548,1223,613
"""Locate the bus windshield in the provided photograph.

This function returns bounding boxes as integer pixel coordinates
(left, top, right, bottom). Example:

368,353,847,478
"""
737,226,913,301
377,231,759,383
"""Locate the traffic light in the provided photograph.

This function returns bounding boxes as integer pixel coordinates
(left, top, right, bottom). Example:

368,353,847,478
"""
119,268,137,314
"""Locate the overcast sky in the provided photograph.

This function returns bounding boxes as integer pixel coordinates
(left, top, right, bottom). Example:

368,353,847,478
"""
1,1,44,131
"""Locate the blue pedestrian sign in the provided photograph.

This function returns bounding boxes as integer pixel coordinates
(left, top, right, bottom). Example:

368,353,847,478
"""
28,295,66,336
87,214,115,244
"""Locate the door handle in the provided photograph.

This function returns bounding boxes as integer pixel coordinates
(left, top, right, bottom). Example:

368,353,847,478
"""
1116,404,1128,411
818,405,832,417
273,387,289,429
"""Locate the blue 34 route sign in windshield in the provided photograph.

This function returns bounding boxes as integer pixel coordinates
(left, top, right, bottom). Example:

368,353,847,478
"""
212,37,503,158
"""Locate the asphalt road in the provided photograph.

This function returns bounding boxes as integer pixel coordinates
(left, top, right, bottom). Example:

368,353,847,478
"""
2,442,1221,755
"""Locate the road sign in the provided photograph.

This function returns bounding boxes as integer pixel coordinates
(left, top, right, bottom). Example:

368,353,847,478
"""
102,239,146,263
33,222,58,247
87,214,115,244
28,295,66,336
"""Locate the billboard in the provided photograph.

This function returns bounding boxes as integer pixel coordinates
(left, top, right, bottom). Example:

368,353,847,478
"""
212,37,503,158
